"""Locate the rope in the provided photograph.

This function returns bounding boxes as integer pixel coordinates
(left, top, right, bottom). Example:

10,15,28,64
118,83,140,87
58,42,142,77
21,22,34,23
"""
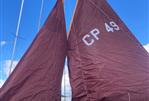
38,0,44,31
9,0,25,75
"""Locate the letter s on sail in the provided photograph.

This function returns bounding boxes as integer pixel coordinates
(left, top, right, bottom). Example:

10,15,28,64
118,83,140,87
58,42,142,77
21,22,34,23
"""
82,34,94,46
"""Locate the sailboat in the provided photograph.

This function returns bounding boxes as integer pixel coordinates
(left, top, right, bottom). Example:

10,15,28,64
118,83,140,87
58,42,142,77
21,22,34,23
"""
0,0,67,101
68,0,149,101
1,0,149,101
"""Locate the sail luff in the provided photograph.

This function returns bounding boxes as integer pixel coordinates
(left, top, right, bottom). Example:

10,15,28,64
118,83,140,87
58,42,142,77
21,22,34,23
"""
67,0,79,38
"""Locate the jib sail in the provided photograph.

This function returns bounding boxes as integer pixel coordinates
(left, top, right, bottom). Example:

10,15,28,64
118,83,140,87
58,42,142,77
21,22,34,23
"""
0,0,67,101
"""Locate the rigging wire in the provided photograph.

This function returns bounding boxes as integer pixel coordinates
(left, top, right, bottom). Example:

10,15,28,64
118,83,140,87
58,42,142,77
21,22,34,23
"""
9,0,25,75
38,0,44,31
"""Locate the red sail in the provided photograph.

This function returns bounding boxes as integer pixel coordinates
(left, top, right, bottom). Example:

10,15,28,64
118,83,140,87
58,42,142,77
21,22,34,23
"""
68,0,149,101
0,0,67,101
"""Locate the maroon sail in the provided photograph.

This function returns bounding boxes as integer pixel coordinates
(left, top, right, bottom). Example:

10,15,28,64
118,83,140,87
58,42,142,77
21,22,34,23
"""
0,0,67,101
68,0,149,101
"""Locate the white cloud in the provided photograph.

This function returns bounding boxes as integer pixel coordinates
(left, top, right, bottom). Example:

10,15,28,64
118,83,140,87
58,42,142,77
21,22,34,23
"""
0,41,7,46
61,96,71,101
0,60,18,87
143,43,149,53
3,60,18,77
61,65,72,97
0,79,5,87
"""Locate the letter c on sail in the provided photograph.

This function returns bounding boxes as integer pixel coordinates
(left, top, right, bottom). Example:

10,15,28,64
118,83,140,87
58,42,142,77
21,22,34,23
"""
82,34,94,46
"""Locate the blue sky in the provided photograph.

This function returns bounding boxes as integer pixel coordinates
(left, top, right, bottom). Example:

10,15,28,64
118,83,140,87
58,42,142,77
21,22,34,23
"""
0,0,149,95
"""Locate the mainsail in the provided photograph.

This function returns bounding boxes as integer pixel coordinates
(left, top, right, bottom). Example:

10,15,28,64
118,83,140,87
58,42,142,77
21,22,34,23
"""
68,0,149,100
0,0,67,101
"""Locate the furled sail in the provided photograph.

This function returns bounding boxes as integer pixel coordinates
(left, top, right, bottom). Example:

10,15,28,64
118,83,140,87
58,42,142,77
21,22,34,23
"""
68,0,149,101
0,0,67,101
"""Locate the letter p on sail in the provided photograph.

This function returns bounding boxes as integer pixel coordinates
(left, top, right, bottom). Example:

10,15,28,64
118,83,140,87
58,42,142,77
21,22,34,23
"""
90,28,100,40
